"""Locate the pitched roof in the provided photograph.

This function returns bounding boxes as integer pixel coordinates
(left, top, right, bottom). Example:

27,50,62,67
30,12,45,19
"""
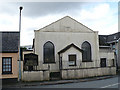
99,35,109,46
107,32,120,43
0,32,20,53
58,43,83,54
99,32,120,46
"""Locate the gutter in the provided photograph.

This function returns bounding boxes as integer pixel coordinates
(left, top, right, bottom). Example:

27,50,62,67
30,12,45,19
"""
99,46,111,48
107,40,118,44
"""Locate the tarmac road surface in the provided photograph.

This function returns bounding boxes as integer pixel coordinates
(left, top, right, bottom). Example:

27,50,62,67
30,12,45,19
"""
24,76,119,88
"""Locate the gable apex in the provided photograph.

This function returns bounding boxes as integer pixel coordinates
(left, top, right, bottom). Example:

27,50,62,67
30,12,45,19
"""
35,16,95,33
58,43,83,54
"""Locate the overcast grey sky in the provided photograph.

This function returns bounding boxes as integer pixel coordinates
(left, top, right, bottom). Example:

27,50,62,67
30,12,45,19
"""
0,1,118,46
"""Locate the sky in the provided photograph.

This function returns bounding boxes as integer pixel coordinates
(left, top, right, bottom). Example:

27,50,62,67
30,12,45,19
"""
0,0,119,46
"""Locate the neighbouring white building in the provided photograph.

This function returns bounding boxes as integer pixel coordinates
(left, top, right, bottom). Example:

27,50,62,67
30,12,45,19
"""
99,32,120,70
22,16,116,81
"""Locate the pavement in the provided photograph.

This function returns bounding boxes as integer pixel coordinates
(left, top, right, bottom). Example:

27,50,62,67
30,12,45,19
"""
2,75,117,88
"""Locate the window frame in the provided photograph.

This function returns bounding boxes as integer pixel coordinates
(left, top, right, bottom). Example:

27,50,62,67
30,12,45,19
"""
68,54,77,66
43,41,55,64
81,41,92,62
100,58,107,67
2,57,12,74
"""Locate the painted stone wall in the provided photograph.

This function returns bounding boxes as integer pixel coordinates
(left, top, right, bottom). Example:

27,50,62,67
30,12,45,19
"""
99,48,115,67
60,46,82,69
61,67,116,80
22,70,49,82
21,67,116,82
34,31,99,72
0,53,19,79
34,16,100,72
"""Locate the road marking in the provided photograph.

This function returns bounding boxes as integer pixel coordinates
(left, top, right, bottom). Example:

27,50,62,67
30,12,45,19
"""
100,83,120,88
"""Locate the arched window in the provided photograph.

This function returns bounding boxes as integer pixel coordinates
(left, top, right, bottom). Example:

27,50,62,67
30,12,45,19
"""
81,41,92,62
43,41,55,63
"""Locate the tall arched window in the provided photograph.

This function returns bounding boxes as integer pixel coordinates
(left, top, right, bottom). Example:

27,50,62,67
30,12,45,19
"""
81,41,92,62
43,41,55,63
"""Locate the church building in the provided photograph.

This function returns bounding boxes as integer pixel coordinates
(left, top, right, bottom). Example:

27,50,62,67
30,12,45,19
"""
22,16,116,81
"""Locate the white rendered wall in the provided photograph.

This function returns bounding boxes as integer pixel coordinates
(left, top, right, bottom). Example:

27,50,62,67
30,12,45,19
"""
99,48,115,67
34,31,100,72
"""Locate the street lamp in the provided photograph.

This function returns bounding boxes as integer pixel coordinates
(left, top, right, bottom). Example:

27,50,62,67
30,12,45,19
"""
18,6,23,81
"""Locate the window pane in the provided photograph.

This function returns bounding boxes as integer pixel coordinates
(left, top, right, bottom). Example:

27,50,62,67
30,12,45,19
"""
6,68,9,71
69,55,76,66
6,58,8,62
81,41,91,62
69,55,76,61
44,42,55,63
100,58,106,67
9,69,11,71
69,61,75,66
2,57,12,73
3,69,6,71
6,61,9,64
3,59,6,64
6,65,9,68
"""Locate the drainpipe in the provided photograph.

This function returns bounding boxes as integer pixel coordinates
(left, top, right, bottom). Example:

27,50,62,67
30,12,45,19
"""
117,38,120,70
58,53,62,79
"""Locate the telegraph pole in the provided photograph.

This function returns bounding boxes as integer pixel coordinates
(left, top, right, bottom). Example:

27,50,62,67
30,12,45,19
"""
18,6,23,81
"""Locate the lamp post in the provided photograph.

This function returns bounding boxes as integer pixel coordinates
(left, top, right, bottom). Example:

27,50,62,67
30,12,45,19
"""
18,6,23,81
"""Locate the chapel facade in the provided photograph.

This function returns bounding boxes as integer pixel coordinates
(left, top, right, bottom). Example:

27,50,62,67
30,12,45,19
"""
22,16,116,81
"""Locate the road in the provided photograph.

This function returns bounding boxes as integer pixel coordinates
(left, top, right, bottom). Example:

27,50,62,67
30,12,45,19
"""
24,76,119,88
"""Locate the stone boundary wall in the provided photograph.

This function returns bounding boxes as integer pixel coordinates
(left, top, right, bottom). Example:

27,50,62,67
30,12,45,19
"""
22,67,116,81
61,67,116,79
22,70,49,82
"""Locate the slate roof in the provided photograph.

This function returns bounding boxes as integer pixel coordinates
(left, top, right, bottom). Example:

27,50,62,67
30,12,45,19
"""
99,35,109,46
99,32,120,46
107,32,120,43
0,32,20,53
58,43,83,54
